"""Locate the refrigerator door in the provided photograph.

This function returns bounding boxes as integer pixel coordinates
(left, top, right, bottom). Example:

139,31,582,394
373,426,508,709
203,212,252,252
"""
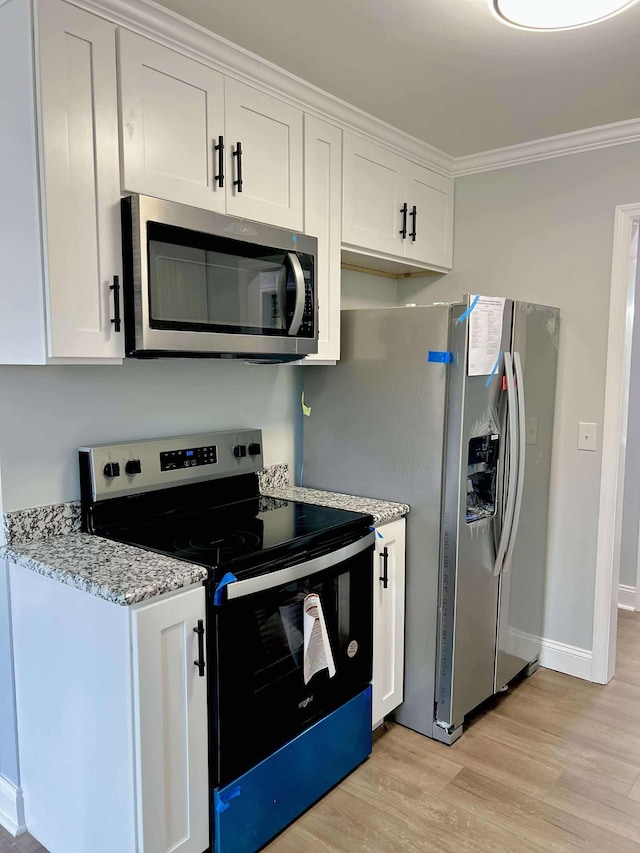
435,298,514,735
494,302,559,691
302,305,451,738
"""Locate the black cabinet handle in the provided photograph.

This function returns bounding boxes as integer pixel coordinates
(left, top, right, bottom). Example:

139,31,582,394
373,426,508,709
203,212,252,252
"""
214,135,224,188
110,275,121,333
379,547,389,589
409,205,417,242
193,619,205,677
233,142,243,193
399,203,408,239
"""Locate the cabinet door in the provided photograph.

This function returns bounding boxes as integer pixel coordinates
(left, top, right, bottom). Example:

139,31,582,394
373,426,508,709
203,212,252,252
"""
225,78,303,230
372,518,406,729
403,162,454,269
118,29,225,212
342,134,405,258
37,0,123,359
132,585,209,853
303,115,342,362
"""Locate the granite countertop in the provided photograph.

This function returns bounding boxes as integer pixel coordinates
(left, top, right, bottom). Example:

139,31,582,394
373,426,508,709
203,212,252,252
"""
2,465,409,606
2,534,208,606
259,486,409,526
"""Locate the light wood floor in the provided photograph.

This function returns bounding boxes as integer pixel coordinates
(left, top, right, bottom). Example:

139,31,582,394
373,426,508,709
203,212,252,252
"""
3,611,640,852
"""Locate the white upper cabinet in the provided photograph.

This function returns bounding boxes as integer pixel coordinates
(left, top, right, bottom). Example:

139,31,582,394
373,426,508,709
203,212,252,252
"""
342,135,406,258
343,133,453,272
118,29,225,212
303,115,342,362
225,78,303,230
118,32,303,230
403,161,453,269
0,0,124,363
38,0,124,359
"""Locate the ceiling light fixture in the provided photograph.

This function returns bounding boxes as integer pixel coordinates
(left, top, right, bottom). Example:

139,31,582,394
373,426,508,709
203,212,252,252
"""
491,0,640,30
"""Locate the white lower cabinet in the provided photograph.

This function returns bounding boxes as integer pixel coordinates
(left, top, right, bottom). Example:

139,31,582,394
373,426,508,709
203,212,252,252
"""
9,564,209,853
132,586,209,853
372,518,406,729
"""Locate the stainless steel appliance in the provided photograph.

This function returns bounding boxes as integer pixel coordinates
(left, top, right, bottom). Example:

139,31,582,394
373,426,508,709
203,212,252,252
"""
302,296,559,744
121,195,318,360
79,429,374,852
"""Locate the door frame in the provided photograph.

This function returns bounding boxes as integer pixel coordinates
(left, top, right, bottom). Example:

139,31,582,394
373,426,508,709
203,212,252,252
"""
592,203,640,683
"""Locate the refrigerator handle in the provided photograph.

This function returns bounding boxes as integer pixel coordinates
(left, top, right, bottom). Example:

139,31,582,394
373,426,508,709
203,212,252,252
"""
502,351,526,575
493,352,519,576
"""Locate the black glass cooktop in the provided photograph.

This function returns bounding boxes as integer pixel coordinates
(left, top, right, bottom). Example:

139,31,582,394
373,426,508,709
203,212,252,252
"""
105,495,373,580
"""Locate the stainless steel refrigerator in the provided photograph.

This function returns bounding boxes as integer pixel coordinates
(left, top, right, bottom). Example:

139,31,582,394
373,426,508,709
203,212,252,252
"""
302,297,559,744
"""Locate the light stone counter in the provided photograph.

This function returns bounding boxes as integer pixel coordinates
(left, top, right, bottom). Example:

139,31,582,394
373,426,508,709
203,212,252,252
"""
1,464,409,605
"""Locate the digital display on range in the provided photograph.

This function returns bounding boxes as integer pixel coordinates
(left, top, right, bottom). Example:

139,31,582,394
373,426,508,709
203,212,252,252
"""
160,445,217,471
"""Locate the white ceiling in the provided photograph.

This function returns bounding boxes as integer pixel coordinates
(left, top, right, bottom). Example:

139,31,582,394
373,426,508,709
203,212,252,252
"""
151,0,640,158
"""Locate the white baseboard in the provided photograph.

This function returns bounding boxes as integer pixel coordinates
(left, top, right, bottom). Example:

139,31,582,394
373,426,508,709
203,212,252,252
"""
507,627,593,681
618,584,637,611
0,775,25,836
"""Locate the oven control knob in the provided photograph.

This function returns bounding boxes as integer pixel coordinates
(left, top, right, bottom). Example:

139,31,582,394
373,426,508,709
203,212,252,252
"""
125,459,142,475
103,462,120,479
248,442,261,457
233,444,247,459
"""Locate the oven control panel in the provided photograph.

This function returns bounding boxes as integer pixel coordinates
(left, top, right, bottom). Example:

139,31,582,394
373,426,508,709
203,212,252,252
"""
80,429,263,501
160,444,218,471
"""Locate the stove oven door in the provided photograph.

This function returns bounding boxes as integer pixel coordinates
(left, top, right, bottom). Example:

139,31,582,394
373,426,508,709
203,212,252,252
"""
210,532,374,787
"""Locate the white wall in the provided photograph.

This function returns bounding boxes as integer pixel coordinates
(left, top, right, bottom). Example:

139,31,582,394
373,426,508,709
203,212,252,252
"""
0,360,298,511
620,257,640,590
398,142,640,651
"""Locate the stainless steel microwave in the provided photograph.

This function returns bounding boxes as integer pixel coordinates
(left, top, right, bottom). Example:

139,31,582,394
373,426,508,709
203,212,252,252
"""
121,195,318,360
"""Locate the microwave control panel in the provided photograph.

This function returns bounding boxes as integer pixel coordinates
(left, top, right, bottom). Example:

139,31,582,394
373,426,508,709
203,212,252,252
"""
299,274,314,338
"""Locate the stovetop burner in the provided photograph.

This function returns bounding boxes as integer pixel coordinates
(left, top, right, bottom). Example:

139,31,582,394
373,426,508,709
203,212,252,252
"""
173,530,263,562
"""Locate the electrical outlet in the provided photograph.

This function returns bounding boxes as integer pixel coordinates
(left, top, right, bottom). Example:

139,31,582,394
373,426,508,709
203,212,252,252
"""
578,422,597,452
526,418,538,446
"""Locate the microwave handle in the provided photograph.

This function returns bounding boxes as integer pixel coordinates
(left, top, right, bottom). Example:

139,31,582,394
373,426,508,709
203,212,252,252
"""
287,252,306,336
223,532,375,601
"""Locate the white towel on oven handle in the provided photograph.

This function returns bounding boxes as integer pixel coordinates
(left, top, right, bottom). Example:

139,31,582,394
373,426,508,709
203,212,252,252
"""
302,592,336,685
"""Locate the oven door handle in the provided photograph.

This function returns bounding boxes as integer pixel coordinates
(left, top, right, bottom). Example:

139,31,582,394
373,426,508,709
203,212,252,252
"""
223,532,375,601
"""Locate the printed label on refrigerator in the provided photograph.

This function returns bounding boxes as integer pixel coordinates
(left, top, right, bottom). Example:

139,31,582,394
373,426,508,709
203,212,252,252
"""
467,295,506,376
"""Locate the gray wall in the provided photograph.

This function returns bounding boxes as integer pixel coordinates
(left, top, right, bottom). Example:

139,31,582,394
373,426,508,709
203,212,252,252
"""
0,360,298,511
398,143,640,650
0,358,299,788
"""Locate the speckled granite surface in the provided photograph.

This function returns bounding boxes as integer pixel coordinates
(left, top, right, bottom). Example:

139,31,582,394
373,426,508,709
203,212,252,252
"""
3,501,81,545
2,534,207,606
257,463,289,491
2,463,407,605
259,486,409,526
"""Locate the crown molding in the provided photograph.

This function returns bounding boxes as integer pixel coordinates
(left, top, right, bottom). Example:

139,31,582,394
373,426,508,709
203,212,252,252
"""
75,0,454,177
451,117,640,176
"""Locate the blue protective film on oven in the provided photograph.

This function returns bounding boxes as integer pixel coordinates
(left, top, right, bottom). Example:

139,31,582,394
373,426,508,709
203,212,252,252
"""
213,686,372,853
213,572,238,606
214,786,241,813
428,351,453,364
